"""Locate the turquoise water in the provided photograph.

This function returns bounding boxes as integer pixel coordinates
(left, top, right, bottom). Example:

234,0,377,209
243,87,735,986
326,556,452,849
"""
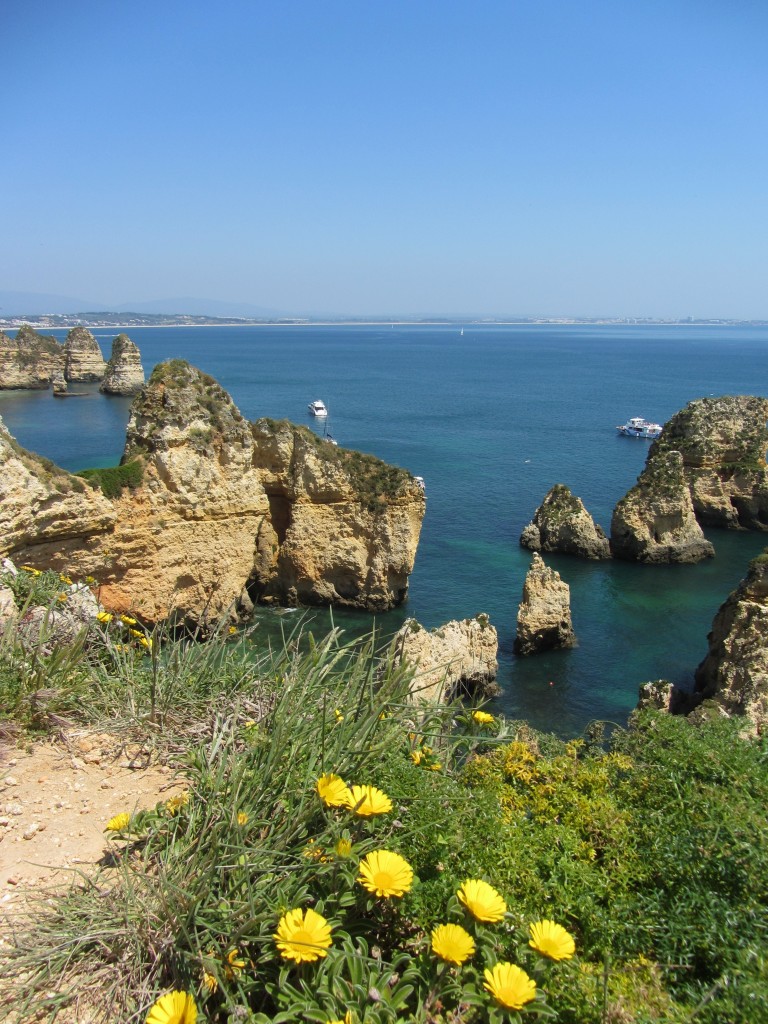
2,323,768,736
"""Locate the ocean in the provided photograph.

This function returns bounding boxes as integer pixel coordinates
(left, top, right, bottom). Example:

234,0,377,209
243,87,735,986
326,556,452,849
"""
2,323,768,737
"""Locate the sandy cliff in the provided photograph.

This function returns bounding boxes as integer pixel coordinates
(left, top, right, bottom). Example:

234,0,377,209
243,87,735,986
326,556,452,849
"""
0,325,65,389
520,483,610,559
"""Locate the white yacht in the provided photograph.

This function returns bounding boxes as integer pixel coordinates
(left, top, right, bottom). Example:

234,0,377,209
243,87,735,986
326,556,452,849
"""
308,400,328,417
617,417,663,439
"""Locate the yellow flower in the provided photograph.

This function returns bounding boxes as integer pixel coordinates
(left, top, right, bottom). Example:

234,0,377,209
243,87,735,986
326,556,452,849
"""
528,919,576,961
410,751,422,765
57,593,67,602
202,970,218,993
228,625,237,635
346,784,393,816
326,1014,353,1024
145,990,197,1024
431,923,476,965
224,948,246,979
106,812,131,832
316,773,353,808
59,574,73,585
472,710,495,725
237,811,249,826
334,837,352,858
85,575,97,585
138,636,153,650
96,611,114,623
303,838,326,861
165,792,189,815
130,628,143,639
483,963,536,1010
357,849,413,898
121,614,138,625
457,878,507,923
334,708,344,723
428,762,442,771
274,907,333,962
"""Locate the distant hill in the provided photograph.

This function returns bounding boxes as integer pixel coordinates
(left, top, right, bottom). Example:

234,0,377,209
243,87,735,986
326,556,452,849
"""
0,291,101,315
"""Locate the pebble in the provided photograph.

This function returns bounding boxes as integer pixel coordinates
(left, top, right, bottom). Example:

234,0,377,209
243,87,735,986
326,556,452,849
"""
0,816,9,827
100,780,112,790
6,804,23,817
22,824,40,840
3,776,18,787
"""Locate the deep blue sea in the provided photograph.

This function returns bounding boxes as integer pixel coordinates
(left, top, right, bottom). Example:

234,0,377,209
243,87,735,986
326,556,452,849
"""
2,323,768,737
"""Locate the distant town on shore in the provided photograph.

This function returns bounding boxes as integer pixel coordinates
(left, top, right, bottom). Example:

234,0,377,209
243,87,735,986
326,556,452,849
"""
1,311,766,330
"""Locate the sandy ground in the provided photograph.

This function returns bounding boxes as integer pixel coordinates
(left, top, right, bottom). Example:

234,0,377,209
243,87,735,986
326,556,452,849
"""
0,731,183,904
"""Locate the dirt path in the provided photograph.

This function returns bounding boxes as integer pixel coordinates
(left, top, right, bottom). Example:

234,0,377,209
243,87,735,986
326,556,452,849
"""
0,732,183,904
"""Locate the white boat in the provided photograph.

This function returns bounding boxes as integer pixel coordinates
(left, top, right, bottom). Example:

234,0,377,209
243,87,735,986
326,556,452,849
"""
617,416,663,439
308,400,328,417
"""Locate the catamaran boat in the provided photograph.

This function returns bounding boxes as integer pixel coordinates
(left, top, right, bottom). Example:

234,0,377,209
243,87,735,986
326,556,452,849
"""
308,400,328,417
616,417,663,439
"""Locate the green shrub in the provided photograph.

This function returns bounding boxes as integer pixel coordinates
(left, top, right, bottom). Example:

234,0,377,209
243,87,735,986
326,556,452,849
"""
77,459,144,498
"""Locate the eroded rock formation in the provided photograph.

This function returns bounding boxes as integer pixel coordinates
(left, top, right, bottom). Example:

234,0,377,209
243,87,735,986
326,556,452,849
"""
63,327,107,382
390,614,499,702
0,326,65,389
648,395,768,530
520,484,610,559
693,552,768,732
514,552,576,655
100,334,145,395
610,451,715,563
0,361,426,626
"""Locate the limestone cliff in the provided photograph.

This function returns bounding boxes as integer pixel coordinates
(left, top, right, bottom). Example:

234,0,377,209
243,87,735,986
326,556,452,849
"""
0,361,425,626
0,414,115,558
693,552,768,732
389,614,499,702
514,552,576,656
100,334,145,395
648,395,768,530
520,484,610,559
610,451,715,563
63,327,107,382
0,326,65,390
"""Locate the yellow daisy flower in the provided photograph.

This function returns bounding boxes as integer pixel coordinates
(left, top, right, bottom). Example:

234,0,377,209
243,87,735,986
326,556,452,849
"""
357,849,413,897
430,923,476,965
410,750,422,765
224,948,246,979
472,710,495,725
145,990,197,1024
237,811,249,826
457,878,507,923
346,784,393,816
202,971,217,993
274,907,333,962
483,962,536,1010
528,919,576,961
165,792,189,815
334,837,352,858
121,614,138,625
105,812,131,832
316,773,353,808
96,611,114,623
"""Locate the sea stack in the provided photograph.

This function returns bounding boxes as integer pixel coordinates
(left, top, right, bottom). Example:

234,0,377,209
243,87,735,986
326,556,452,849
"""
63,327,107,382
610,450,715,563
100,334,145,395
0,326,64,390
389,614,499,702
514,552,577,656
520,483,611,559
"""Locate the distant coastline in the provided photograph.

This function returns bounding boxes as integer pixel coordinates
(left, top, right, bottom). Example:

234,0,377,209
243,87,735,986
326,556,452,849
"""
1,312,765,331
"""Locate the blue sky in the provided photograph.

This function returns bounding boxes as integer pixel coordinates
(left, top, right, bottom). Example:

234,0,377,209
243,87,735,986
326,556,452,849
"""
2,0,767,317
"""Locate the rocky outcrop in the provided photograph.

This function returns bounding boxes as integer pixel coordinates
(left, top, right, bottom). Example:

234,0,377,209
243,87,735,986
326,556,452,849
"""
514,553,576,655
648,396,768,530
610,451,715,563
1,362,426,627
520,484,611,559
100,334,145,395
693,552,768,732
63,327,106,382
390,614,499,702
0,326,65,390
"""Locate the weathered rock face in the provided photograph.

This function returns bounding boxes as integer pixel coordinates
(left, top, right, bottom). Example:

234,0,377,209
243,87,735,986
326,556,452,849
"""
0,413,116,560
610,451,715,563
514,552,576,655
0,326,65,390
390,614,499,702
520,484,610,559
1,362,426,626
63,327,107,382
693,552,768,732
100,334,145,395
648,395,768,530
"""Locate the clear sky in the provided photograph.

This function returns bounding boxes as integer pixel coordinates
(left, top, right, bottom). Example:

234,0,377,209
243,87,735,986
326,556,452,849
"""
2,0,767,318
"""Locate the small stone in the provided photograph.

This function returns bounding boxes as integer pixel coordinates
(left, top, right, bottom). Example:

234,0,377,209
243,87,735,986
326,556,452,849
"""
3,777,18,787
7,804,23,817
22,824,39,840
99,780,112,790
0,817,9,827
83,753,101,765
6,877,18,886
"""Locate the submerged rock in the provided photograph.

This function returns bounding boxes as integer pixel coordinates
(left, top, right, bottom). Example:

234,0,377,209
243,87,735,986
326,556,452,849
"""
100,334,145,395
610,451,715,563
648,395,768,530
520,483,610,559
390,614,499,702
514,552,576,656
63,327,106,382
693,550,768,732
